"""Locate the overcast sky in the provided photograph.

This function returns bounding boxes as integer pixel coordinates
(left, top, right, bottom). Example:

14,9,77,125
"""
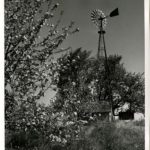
55,0,144,73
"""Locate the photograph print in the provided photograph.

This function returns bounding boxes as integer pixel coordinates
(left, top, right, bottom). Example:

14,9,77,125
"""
5,0,145,150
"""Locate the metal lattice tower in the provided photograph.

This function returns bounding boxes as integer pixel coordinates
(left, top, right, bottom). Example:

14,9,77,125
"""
91,8,119,101
97,28,107,61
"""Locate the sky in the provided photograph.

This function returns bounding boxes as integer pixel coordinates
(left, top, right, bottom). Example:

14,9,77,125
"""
39,0,145,104
55,0,144,73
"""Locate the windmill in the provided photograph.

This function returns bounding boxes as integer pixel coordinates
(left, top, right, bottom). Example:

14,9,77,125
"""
91,8,119,101
91,8,119,66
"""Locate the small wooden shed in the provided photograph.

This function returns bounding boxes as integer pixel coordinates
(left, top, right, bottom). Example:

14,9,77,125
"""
82,101,111,121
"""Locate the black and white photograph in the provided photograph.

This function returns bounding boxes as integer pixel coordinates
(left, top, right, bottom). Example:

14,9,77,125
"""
4,0,149,150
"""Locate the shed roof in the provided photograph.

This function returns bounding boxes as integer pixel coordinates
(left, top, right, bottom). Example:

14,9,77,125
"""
82,101,111,113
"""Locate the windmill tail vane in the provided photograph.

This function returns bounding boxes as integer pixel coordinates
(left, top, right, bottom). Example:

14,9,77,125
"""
109,8,119,17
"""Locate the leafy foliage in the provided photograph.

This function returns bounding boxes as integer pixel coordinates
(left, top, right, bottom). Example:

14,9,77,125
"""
5,0,79,149
5,0,78,101
53,53,144,120
53,48,91,113
118,72,144,113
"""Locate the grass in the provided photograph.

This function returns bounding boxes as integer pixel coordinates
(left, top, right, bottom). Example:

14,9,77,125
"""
5,120,145,150
74,120,145,150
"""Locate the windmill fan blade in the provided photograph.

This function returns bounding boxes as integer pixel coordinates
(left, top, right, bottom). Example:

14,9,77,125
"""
91,9,107,28
91,10,100,21
91,9,101,26
109,8,119,17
